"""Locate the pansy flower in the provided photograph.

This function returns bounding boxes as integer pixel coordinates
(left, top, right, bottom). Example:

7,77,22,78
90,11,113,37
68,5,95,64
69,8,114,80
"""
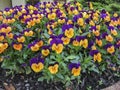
61,36,70,45
58,17,66,24
28,40,43,52
95,36,102,47
90,26,100,36
66,19,73,25
115,39,120,48
62,24,74,38
90,50,102,62
28,41,39,52
25,18,36,28
110,16,119,26
3,16,15,24
14,35,25,43
0,42,8,54
3,8,11,16
47,12,56,20
58,34,70,45
100,9,110,21
72,38,79,47
69,62,81,76
6,32,14,39
36,40,44,48
77,18,84,26
0,33,6,41
23,29,34,37
108,26,118,36
102,33,113,42
50,38,63,54
30,57,44,73
76,36,88,48
48,63,59,74
105,43,115,54
93,12,99,21
41,45,50,57
73,13,83,22
12,42,23,51
0,24,12,34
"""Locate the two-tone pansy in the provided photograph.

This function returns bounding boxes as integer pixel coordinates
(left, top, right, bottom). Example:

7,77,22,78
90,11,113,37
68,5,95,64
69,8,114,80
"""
108,26,118,36
47,12,56,20
75,36,88,48
48,63,59,74
50,37,63,54
0,42,8,54
12,42,23,51
0,33,6,41
14,35,25,43
90,50,102,62
23,29,34,37
102,33,113,42
105,43,115,54
90,26,100,36
0,24,12,34
41,46,50,57
69,62,81,76
30,57,44,73
62,24,74,38
95,36,103,47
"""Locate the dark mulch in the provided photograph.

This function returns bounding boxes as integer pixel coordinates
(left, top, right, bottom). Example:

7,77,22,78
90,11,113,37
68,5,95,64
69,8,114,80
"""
0,63,120,90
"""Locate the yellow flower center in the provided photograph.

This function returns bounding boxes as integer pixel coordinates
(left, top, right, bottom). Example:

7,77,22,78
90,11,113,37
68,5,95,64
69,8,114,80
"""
31,63,44,73
72,67,81,76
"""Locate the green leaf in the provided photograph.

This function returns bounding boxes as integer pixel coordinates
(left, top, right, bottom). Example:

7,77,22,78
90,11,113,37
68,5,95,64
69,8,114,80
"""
100,49,106,54
44,32,50,38
38,77,45,81
56,73,64,80
81,31,91,36
70,76,75,80
89,66,99,73
14,24,23,31
17,59,24,64
65,81,71,87
25,67,31,74
71,60,79,63
83,56,92,64
65,55,79,61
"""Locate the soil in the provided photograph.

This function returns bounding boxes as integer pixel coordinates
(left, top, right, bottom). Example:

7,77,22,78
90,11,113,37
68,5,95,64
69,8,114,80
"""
0,63,120,90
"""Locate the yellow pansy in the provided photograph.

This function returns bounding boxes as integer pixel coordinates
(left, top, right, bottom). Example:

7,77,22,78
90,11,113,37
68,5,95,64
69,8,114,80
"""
77,18,84,26
72,67,81,76
82,39,88,48
48,64,59,74
107,46,115,54
61,37,70,45
111,30,118,36
96,39,102,47
13,43,23,51
17,36,25,43
52,44,63,54
31,63,44,73
42,49,50,56
106,35,113,42
65,28,74,38
73,40,79,46
31,44,39,52
48,13,56,20
93,53,102,62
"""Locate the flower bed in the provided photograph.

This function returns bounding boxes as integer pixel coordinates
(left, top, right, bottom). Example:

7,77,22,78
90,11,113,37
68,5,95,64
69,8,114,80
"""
0,1,120,89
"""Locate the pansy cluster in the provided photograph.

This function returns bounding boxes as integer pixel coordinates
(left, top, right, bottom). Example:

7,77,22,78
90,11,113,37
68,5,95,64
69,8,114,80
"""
0,1,120,79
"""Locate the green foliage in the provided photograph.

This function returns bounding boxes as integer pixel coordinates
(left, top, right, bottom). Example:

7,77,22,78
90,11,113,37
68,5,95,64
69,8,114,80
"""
0,1,120,89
